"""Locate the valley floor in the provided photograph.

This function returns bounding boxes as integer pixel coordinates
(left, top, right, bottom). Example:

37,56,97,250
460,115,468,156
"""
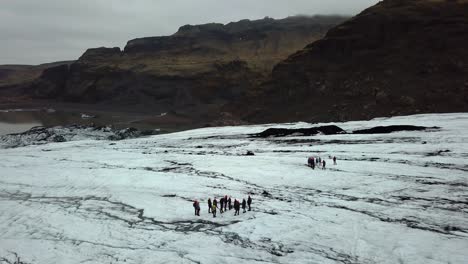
0,113,467,263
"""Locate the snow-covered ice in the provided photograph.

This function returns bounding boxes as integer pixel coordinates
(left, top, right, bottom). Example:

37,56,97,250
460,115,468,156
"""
0,113,467,263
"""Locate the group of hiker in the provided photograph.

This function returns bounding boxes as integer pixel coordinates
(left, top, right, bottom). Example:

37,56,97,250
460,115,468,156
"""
307,156,337,169
192,195,252,217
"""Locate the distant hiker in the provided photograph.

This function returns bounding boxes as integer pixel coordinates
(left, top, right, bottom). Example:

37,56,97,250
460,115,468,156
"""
234,199,240,216
333,156,337,165
228,197,232,210
193,200,200,216
242,199,247,213
322,160,326,170
318,157,322,165
224,195,228,211
213,198,218,209
208,198,212,213
220,197,225,213
212,204,217,218
247,195,252,211
308,157,314,168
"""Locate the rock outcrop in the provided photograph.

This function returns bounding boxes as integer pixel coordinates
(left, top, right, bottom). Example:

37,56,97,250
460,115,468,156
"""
245,0,468,123
253,125,345,138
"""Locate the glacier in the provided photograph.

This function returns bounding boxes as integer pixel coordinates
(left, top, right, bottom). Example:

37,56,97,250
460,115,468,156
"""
0,113,467,264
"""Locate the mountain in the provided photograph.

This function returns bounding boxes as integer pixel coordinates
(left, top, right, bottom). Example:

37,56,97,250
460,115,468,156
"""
30,16,347,122
244,0,468,123
0,61,74,104
0,61,74,88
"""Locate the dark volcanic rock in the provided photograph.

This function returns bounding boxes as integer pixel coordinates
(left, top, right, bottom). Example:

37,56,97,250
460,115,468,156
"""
32,64,70,98
245,0,468,123
107,127,141,140
353,125,437,134
254,125,345,138
245,150,255,156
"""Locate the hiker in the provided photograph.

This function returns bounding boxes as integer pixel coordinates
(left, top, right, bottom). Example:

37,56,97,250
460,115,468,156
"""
213,198,218,210
308,157,314,168
224,195,228,211
242,199,247,213
212,203,217,218
228,197,232,210
234,199,240,216
333,156,337,165
193,200,200,216
220,197,225,213
318,157,322,165
247,195,252,211
208,198,212,213
322,159,326,170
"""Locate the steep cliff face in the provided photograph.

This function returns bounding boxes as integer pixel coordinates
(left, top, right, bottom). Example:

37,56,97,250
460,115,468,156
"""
0,61,74,105
0,61,73,92
32,16,347,117
123,16,346,73
248,0,468,122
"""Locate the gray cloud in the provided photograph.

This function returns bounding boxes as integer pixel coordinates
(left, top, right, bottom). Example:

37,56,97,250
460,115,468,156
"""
0,0,379,65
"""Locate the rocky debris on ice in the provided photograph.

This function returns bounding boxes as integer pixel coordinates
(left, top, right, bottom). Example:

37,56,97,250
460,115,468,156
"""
253,125,345,138
352,125,438,134
254,124,437,138
0,125,156,148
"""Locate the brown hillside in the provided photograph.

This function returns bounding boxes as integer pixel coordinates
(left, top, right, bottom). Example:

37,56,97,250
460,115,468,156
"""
244,0,468,123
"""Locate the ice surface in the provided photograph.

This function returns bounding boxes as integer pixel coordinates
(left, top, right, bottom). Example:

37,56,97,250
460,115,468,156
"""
0,113,467,263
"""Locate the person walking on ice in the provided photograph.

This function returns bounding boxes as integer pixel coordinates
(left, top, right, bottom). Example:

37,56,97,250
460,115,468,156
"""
322,159,326,170
220,197,225,213
193,200,200,216
234,199,240,216
228,196,232,210
242,198,247,213
208,198,212,213
224,195,228,211
247,195,252,211
333,156,337,165
212,203,217,218
308,156,315,169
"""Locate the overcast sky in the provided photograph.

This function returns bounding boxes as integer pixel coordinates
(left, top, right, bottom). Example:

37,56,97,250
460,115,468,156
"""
0,0,379,65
